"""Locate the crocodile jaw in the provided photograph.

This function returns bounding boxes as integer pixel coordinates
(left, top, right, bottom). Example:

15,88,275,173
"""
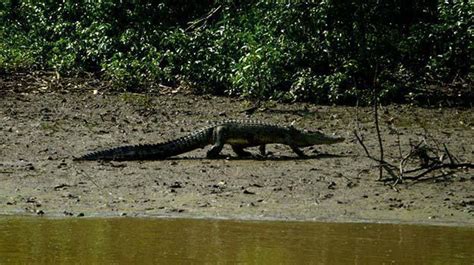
296,131,345,146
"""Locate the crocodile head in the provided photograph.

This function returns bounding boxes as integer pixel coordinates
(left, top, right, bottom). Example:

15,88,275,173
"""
293,129,345,146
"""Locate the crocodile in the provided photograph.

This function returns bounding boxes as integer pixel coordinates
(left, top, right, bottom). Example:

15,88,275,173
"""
75,120,344,161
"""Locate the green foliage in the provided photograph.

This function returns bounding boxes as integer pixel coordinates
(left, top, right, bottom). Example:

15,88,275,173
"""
0,0,471,104
0,30,37,71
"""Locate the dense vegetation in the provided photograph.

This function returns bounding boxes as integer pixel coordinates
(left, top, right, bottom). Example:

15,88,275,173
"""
1,1,472,104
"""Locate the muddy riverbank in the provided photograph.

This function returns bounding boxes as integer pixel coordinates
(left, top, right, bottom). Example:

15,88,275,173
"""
1,73,473,225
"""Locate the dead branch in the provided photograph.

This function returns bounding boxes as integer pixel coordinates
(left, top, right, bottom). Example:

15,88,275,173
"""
350,65,473,186
388,140,472,183
443,143,459,164
403,163,473,181
354,116,472,185
372,64,384,180
353,130,373,159
185,5,222,32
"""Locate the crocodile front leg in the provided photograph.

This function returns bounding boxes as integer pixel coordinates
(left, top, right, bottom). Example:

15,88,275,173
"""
284,134,306,157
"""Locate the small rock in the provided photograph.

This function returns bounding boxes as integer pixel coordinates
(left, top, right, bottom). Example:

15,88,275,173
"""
54,184,71,191
26,197,37,203
217,181,226,186
323,193,334,200
243,189,255,195
169,182,183,189
328,182,337,189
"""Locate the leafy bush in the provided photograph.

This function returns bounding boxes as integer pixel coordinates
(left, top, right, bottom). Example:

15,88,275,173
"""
0,0,471,104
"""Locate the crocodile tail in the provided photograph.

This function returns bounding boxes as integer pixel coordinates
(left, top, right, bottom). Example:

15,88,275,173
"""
75,129,211,161
75,143,171,161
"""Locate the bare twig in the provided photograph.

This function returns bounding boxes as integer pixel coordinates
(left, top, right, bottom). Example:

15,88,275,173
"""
185,5,222,32
396,131,403,162
392,128,405,182
403,161,437,174
372,64,384,180
443,143,459,164
408,171,456,184
400,140,425,169
353,130,397,171
353,130,372,159
353,96,375,160
381,163,400,181
403,163,473,180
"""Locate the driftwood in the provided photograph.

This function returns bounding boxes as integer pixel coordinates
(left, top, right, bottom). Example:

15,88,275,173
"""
354,125,473,185
398,138,473,181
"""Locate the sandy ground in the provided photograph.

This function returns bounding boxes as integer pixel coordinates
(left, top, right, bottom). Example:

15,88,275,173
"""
0,73,473,225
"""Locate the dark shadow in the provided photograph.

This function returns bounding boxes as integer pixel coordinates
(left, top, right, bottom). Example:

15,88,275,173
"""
158,153,345,161
262,108,319,116
73,153,346,162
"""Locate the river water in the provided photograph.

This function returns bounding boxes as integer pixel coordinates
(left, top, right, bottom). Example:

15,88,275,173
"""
0,217,472,264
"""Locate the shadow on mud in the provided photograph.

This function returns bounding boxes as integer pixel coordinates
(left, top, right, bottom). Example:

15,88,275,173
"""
72,153,344,162
166,153,344,161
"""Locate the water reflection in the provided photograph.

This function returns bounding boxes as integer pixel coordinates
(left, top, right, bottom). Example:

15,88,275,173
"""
0,217,473,264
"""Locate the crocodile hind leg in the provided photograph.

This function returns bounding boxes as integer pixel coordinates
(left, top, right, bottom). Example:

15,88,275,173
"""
259,144,266,156
207,126,226,158
290,144,306,157
231,145,253,157
232,144,267,158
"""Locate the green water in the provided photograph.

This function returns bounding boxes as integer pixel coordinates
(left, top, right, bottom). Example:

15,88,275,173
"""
0,217,472,264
